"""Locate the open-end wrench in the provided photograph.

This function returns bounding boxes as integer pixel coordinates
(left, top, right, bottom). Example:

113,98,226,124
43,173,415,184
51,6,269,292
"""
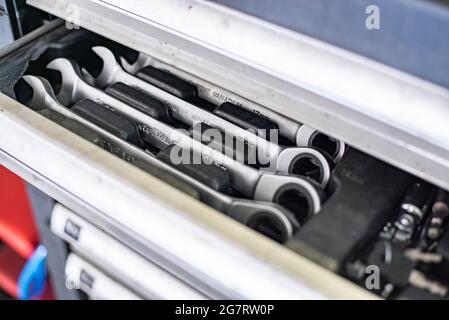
83,46,332,188
23,75,301,242
121,51,346,162
46,58,325,222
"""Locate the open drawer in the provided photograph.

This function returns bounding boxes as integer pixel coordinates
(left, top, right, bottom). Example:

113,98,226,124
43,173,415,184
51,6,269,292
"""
1,0,449,300
0,20,370,300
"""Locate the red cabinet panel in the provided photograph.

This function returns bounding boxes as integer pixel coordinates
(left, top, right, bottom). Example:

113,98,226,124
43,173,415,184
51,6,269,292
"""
0,166,39,259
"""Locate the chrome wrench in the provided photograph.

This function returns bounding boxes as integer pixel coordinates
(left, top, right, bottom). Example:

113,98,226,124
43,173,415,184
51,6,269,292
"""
46,58,324,221
121,51,346,162
84,46,331,187
23,75,301,242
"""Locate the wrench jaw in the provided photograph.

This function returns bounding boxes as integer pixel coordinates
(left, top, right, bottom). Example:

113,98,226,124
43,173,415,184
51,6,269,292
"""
228,200,298,243
296,124,346,163
85,46,123,89
121,53,154,75
46,58,84,106
253,174,323,226
276,148,331,189
22,75,58,111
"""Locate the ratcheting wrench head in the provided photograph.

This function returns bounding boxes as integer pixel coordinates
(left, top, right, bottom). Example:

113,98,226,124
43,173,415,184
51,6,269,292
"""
254,174,324,225
276,147,332,189
296,121,346,163
229,200,299,243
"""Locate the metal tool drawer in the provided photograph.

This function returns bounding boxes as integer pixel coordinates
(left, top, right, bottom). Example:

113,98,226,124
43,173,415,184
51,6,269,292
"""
1,0,448,300
0,20,369,300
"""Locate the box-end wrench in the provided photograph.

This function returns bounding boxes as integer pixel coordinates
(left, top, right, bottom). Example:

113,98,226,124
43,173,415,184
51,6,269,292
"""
86,46,331,185
46,59,325,222
22,76,200,199
23,75,300,242
121,51,346,162
83,46,332,188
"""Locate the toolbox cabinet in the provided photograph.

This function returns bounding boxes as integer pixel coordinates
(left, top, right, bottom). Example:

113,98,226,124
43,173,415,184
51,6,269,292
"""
0,0,448,299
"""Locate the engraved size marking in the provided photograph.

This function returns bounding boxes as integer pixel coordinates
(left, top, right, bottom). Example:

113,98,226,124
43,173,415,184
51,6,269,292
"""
80,270,95,289
64,219,81,241
100,140,136,163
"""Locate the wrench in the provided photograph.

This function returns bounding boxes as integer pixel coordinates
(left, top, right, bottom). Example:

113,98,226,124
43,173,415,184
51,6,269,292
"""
23,75,301,242
121,51,346,162
83,46,331,188
46,58,324,221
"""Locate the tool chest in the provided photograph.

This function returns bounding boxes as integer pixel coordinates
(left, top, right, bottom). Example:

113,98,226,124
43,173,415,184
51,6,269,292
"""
0,0,449,300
